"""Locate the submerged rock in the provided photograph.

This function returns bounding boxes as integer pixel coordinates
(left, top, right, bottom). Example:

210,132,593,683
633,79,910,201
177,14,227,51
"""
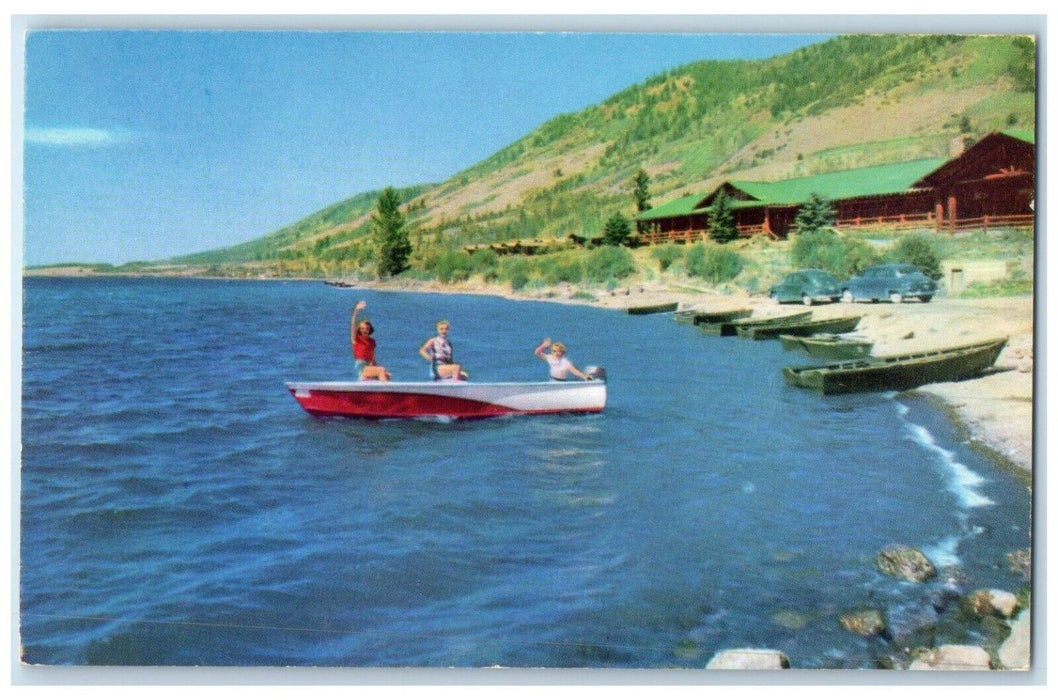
839,609,887,637
875,545,937,583
885,602,940,645
706,648,790,670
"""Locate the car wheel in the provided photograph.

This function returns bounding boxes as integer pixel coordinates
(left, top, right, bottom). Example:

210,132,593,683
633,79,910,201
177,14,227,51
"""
802,294,813,306
841,290,854,303
919,295,932,303
890,291,903,304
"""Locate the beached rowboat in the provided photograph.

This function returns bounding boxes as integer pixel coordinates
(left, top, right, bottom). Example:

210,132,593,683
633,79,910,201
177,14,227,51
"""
702,310,813,337
782,337,1007,394
674,308,752,325
627,301,679,315
737,315,862,340
779,333,874,360
286,375,607,419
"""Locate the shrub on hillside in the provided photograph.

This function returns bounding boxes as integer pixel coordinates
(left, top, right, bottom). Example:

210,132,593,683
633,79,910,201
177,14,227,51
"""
431,250,474,283
685,243,744,284
499,257,532,291
651,243,684,272
791,228,844,272
838,237,881,277
791,228,880,278
470,248,499,280
886,234,943,280
539,254,584,285
585,245,636,283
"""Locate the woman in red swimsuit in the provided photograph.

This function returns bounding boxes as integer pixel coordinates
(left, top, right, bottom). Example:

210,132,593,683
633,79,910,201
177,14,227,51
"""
350,301,390,381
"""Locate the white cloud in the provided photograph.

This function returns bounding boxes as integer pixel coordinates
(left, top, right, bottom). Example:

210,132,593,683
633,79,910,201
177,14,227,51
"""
25,126,136,147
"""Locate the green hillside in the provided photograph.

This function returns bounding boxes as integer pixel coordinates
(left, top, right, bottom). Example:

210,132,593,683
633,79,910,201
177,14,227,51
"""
160,33,1035,278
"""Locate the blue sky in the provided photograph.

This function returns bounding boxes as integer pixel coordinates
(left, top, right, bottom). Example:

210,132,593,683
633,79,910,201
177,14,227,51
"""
20,29,835,266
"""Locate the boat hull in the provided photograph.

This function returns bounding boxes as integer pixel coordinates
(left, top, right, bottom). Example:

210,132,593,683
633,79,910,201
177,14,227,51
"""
286,380,607,419
703,310,813,337
782,338,1007,394
739,315,862,340
627,301,679,315
674,308,752,325
779,333,874,360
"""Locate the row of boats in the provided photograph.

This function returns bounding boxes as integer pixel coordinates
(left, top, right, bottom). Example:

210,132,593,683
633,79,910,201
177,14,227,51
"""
674,305,1008,395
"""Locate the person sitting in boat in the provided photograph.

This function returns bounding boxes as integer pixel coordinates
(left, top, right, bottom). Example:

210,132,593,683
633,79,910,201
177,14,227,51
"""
535,338,591,381
419,320,466,381
350,301,390,381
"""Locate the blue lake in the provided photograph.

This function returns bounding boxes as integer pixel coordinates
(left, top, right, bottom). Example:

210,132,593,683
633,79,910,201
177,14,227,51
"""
19,277,1032,668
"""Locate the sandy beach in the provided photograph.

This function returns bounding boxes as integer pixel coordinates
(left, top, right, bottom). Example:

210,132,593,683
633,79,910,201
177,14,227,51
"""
367,277,1035,477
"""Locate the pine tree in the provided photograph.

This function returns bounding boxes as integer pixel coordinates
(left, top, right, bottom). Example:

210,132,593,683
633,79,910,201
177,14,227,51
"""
793,193,837,234
633,168,651,233
602,212,632,247
373,187,411,277
707,190,738,243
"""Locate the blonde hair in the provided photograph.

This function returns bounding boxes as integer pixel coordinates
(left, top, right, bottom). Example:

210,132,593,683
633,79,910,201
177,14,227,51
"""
436,319,450,330
551,342,566,354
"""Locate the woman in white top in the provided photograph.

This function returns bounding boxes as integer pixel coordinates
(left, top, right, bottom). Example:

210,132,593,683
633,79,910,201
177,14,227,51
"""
534,338,590,381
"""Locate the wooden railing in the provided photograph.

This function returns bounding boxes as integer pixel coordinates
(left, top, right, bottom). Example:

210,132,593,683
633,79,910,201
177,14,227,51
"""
944,214,1035,232
835,212,936,231
633,213,1034,245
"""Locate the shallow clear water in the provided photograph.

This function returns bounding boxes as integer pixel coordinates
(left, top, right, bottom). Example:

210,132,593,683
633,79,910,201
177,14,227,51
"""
20,277,1031,667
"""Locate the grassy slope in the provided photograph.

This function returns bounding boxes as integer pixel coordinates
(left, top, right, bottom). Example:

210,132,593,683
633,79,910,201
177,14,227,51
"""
138,34,1034,273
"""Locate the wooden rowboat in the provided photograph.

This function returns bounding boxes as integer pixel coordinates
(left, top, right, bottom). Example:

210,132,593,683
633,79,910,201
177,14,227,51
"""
627,301,679,315
779,333,874,361
782,337,1007,394
674,308,753,325
702,310,813,337
737,315,862,340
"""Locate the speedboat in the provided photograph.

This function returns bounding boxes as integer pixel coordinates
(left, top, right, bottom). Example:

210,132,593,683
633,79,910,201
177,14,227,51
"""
286,368,607,419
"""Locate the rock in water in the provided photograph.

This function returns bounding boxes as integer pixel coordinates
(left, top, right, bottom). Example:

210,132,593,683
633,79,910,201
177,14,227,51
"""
909,644,992,670
839,609,887,637
706,648,790,670
875,545,937,583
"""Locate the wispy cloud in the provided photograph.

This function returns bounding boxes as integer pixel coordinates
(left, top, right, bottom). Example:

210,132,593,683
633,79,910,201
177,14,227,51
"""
25,126,138,147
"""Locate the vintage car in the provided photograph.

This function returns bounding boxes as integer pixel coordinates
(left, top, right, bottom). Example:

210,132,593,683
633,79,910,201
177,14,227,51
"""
840,263,938,303
769,269,841,305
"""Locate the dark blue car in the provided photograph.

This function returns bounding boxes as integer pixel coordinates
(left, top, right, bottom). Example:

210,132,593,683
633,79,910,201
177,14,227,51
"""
769,269,841,305
841,263,938,303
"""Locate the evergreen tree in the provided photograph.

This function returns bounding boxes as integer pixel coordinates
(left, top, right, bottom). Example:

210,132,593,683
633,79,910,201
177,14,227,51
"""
602,212,632,246
633,168,651,233
372,186,412,277
707,190,738,243
793,193,837,234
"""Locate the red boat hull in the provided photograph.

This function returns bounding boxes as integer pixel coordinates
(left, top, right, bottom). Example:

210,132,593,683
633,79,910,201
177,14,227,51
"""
286,380,606,419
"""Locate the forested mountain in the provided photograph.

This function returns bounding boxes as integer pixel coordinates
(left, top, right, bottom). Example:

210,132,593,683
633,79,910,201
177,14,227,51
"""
169,34,1035,277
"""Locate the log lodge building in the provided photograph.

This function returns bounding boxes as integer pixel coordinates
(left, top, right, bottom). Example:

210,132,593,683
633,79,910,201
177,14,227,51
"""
634,130,1035,243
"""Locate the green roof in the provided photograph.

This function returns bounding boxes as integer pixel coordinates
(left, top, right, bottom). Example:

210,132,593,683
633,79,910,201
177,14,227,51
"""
1002,128,1034,144
635,193,707,221
726,158,947,204
637,158,947,221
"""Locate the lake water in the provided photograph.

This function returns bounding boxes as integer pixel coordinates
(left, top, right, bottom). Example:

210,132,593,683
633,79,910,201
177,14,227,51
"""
19,277,1032,668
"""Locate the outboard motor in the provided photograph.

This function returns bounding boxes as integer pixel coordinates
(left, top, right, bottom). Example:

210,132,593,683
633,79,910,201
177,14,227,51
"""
585,366,607,382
